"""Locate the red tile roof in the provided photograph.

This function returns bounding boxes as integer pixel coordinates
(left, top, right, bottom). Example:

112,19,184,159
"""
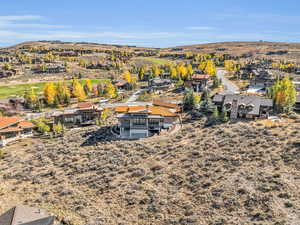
77,102,93,109
192,74,210,80
18,121,35,128
0,117,23,129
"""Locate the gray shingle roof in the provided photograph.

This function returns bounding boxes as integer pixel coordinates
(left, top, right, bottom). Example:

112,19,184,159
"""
216,94,273,115
0,206,54,225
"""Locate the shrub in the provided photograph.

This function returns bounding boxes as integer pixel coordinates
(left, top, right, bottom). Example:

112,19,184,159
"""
34,118,51,134
53,122,64,136
0,149,5,159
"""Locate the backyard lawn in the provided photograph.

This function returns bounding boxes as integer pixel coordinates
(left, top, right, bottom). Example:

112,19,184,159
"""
0,79,108,99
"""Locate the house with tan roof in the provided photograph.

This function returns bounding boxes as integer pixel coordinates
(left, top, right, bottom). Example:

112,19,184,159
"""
0,117,35,146
115,104,179,139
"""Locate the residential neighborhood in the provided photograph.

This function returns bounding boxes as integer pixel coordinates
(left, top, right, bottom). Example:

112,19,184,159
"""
0,1,300,224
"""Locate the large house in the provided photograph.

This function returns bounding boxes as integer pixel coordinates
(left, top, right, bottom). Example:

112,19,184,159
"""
33,64,66,74
0,117,35,146
0,205,54,225
148,78,172,92
185,74,211,92
115,104,178,139
213,93,273,119
53,103,102,128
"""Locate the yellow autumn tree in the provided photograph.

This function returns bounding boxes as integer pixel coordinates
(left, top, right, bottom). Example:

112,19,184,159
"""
105,83,117,99
72,78,86,102
85,80,92,93
269,76,296,112
170,66,177,79
44,82,57,105
123,71,137,89
123,71,132,83
224,60,233,71
153,66,161,77
178,65,188,80
204,60,216,76
187,64,194,76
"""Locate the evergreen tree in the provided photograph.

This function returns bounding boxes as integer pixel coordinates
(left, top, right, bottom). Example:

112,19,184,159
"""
211,107,219,122
220,110,229,122
24,88,38,109
183,89,196,110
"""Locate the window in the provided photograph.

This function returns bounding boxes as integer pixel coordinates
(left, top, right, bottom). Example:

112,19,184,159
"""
149,119,159,125
132,118,146,126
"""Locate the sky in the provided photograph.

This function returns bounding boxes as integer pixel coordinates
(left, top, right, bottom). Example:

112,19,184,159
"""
0,0,299,48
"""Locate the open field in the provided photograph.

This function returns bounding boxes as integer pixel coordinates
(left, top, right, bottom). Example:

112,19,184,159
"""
0,115,299,225
0,79,108,99
133,57,173,65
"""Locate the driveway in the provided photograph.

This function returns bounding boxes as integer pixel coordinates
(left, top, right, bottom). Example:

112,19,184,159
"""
217,69,240,93
126,89,147,103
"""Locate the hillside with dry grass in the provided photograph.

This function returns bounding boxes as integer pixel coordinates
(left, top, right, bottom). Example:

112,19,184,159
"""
164,41,300,63
0,115,299,225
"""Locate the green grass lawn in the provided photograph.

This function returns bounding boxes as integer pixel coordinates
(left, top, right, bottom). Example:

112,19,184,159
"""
137,57,172,65
0,79,108,99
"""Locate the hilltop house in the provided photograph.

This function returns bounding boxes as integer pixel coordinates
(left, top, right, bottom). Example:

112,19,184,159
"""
213,93,273,119
0,205,54,225
185,74,211,92
115,104,178,139
0,117,35,146
53,103,102,128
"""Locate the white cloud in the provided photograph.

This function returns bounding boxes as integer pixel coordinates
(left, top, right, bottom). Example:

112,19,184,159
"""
0,15,69,29
0,15,43,21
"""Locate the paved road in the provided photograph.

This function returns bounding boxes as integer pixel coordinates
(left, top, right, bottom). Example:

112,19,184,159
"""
127,89,147,103
217,69,240,93
102,88,149,108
